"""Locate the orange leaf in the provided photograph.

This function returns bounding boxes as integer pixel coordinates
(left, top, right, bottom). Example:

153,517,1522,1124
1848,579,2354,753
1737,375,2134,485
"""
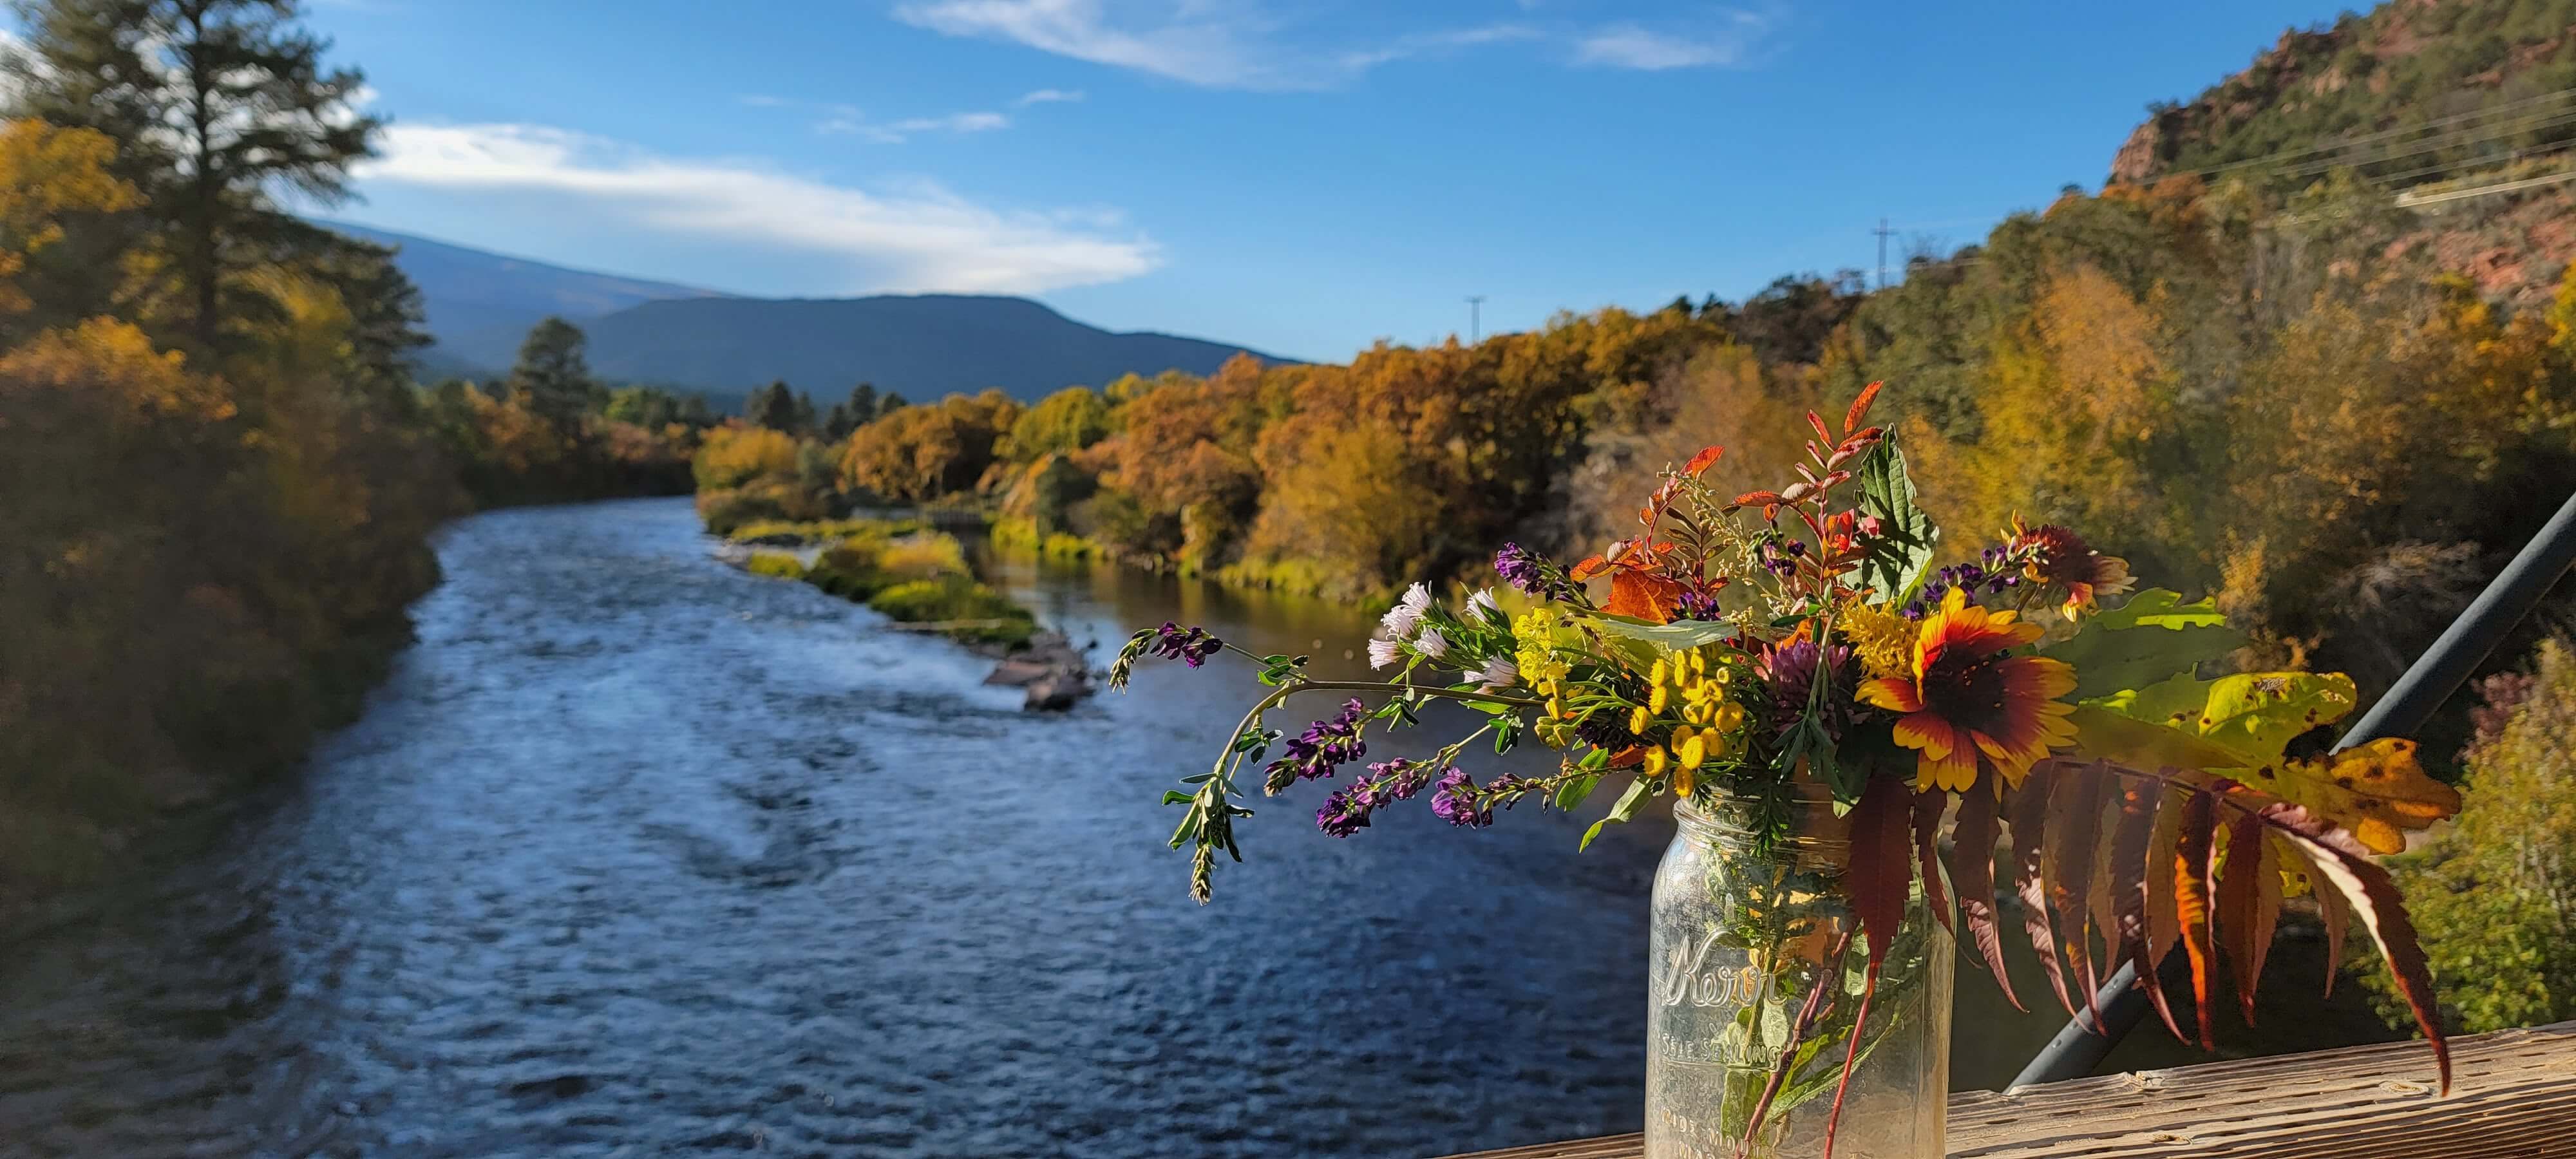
2172,791,2220,1050
2111,777,2186,1043
1844,381,1883,435
1567,553,1611,581
1683,444,1724,477
2263,802,2450,1094
1806,410,1834,448
1948,786,2022,1010
1732,489,1785,509
2217,813,2283,1027
2145,784,2187,968
2007,778,2077,1018
1911,788,1953,938
1603,569,1686,624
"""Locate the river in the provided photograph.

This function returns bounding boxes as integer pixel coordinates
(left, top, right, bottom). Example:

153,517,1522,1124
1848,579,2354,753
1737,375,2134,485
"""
0,498,2400,1157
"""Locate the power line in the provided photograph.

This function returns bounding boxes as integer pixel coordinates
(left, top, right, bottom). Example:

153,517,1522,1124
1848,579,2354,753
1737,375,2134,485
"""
2161,84,2576,181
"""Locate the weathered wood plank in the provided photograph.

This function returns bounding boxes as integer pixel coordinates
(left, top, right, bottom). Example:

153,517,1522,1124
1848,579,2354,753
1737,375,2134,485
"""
1438,1020,2575,1159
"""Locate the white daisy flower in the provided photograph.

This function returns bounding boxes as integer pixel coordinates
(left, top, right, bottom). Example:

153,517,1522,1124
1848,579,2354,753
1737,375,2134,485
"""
1415,625,1451,660
1476,655,1519,692
1367,636,1403,670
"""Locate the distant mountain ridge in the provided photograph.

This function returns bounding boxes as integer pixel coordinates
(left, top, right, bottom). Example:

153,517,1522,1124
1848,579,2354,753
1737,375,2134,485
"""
324,222,1281,407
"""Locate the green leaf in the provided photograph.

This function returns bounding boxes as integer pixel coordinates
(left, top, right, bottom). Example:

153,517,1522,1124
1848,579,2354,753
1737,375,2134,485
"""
1161,790,1196,806
1554,772,1602,812
2043,589,2245,701
1586,614,1736,650
2067,704,2248,771
1580,777,1652,851
1853,435,1940,606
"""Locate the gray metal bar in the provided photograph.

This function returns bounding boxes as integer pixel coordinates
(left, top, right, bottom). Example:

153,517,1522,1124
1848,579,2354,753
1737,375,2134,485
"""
2009,487,2576,1088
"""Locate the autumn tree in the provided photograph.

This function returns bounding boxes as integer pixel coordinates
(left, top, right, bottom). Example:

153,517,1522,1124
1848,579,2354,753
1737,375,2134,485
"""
7,0,380,348
1001,384,1112,463
0,118,142,344
836,389,1020,503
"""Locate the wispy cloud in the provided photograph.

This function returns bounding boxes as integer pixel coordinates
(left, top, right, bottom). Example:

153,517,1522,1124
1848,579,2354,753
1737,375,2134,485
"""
736,93,791,108
1572,13,1770,71
359,122,1159,293
891,0,1537,91
1014,87,1086,105
813,105,1013,143
893,2,1771,88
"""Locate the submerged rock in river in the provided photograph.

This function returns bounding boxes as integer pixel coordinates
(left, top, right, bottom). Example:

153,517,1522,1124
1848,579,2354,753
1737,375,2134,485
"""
985,630,1094,711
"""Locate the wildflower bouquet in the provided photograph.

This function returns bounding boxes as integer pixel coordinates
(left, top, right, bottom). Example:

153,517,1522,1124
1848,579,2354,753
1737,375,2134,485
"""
1111,384,2459,1156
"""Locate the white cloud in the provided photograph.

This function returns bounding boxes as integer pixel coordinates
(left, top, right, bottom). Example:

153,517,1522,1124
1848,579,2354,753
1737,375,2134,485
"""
1572,14,1768,71
737,93,791,108
816,107,1011,142
892,0,1534,91
358,122,1159,293
1015,87,1086,105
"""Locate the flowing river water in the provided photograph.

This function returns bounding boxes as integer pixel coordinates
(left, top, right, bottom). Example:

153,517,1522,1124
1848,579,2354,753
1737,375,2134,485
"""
0,498,2399,1157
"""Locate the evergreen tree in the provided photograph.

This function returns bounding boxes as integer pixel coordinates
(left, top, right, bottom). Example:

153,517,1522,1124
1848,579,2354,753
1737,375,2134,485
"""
824,382,878,440
746,379,802,433
876,390,909,419
6,0,379,348
508,317,595,431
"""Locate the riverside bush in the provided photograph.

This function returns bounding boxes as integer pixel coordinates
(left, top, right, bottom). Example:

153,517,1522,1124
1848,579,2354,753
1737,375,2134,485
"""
744,551,807,580
867,576,1036,648
2366,637,2576,1034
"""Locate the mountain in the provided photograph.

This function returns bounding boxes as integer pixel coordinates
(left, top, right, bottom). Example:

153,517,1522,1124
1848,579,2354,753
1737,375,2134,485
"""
578,295,1277,407
320,221,730,373
2109,0,2576,305
327,222,1282,406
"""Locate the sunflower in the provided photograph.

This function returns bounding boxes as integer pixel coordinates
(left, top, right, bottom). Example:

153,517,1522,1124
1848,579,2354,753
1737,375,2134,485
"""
1855,587,2077,793
2005,516,2135,620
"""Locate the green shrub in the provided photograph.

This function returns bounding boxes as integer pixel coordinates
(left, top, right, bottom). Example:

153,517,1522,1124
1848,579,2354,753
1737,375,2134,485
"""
866,576,1036,648
804,542,891,599
2365,637,2576,1034
877,532,969,581
744,551,807,580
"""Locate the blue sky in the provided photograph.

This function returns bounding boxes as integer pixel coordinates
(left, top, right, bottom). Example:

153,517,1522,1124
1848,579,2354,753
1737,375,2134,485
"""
315,0,2340,361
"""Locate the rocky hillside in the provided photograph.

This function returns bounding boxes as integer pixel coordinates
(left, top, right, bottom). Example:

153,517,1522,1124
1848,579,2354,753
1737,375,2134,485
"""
2111,0,2576,305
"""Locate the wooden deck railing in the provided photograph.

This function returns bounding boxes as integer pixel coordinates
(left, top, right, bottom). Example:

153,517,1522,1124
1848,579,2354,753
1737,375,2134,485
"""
1443,1019,2576,1158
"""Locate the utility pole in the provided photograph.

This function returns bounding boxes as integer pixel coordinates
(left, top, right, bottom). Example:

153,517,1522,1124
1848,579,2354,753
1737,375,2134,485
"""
1872,217,1895,290
1465,296,1485,343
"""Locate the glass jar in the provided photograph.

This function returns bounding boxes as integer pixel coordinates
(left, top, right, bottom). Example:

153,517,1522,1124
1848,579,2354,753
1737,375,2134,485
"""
1646,791,1952,1159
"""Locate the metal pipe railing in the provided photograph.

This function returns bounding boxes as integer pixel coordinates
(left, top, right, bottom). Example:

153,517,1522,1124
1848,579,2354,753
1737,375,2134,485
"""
2009,487,2576,1088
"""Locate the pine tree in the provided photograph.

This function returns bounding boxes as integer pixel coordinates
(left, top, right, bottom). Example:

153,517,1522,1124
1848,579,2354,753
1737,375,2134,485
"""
6,0,379,348
746,379,801,433
824,382,878,440
508,317,595,431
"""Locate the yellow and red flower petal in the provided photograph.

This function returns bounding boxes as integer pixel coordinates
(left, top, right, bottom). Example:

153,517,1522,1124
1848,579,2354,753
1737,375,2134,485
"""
1892,712,1961,759
1916,742,1980,793
1856,675,1922,713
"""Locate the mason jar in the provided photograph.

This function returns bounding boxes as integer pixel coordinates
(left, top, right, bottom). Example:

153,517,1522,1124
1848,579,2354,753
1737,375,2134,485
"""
1645,792,1952,1159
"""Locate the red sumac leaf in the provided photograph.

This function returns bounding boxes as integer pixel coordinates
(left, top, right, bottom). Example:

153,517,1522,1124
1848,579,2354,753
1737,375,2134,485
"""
1806,409,1835,448
2006,777,2076,1018
2112,778,2185,1042
1948,785,2021,1010
1683,444,1724,477
1732,489,1785,509
1844,381,1883,435
1911,788,1953,938
1846,775,1915,968
2173,790,2220,1050
2262,802,2450,1094
2145,785,2187,967
1567,553,1610,581
2047,765,2110,1025
2304,831,2353,997
2217,813,2282,1026
1826,777,1912,1159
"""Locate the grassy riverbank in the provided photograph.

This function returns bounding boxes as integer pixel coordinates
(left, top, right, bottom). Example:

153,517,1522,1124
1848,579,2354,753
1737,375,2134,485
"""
726,518,1039,650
